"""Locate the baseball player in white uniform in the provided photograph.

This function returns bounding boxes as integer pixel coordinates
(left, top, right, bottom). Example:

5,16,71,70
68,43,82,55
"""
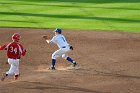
43,28,77,70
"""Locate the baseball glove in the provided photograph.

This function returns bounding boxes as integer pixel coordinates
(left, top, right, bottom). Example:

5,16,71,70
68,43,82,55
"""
42,35,48,40
70,46,73,50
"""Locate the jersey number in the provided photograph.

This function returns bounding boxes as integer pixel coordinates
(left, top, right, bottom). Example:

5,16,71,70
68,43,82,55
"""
9,46,17,54
61,37,65,42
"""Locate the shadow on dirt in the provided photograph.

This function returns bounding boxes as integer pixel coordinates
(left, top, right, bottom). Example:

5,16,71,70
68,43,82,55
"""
95,70,140,79
19,81,110,93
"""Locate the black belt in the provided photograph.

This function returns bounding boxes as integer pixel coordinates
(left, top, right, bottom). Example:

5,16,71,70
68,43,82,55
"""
62,46,66,48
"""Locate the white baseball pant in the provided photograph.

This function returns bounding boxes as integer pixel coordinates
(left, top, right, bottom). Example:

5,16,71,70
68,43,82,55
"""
52,46,70,59
6,58,20,76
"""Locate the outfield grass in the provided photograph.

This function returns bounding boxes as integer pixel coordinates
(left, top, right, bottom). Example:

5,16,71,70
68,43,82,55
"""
0,0,140,32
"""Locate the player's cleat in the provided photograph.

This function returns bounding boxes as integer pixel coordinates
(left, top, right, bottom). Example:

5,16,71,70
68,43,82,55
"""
72,62,77,67
1,73,7,81
14,74,20,80
48,66,56,70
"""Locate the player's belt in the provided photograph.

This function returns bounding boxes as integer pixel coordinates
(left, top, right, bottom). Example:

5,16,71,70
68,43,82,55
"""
62,46,66,48
9,58,19,60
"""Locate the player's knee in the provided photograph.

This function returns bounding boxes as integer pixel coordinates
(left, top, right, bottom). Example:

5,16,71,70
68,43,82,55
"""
52,53,55,59
62,54,68,59
52,54,59,59
52,55,56,59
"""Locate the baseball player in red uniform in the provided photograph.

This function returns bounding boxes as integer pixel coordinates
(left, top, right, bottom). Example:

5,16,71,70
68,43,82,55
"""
0,33,26,81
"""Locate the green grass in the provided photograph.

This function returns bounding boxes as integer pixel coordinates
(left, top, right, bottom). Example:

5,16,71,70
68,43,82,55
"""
0,0,140,32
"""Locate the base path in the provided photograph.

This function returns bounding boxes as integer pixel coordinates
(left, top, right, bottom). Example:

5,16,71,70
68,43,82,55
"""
0,28,140,93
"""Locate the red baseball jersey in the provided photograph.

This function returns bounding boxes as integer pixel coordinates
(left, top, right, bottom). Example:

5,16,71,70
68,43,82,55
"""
0,42,26,59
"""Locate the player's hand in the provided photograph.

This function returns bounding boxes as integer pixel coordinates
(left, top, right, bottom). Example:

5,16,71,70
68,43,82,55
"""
42,35,48,40
70,46,74,50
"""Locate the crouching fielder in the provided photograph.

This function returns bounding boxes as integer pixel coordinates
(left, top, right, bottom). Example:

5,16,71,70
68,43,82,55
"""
43,28,77,70
0,33,26,81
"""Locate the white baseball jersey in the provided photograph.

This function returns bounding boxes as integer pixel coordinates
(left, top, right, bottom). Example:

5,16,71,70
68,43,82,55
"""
50,34,69,48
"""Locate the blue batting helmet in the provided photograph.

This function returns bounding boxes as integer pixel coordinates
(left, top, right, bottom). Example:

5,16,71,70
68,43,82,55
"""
54,28,62,33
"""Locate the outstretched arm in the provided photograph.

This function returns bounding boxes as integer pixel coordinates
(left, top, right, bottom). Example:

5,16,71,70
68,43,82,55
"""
0,45,7,50
42,35,51,44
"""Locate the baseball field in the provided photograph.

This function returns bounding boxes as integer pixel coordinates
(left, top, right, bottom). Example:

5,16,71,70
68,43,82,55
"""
0,0,140,93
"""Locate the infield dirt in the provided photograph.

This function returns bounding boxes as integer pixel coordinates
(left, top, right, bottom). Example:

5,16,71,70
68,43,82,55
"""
0,28,140,93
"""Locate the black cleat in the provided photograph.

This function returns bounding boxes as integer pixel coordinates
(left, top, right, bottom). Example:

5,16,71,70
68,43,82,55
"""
49,66,56,70
14,74,20,80
1,73,8,81
72,62,77,67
